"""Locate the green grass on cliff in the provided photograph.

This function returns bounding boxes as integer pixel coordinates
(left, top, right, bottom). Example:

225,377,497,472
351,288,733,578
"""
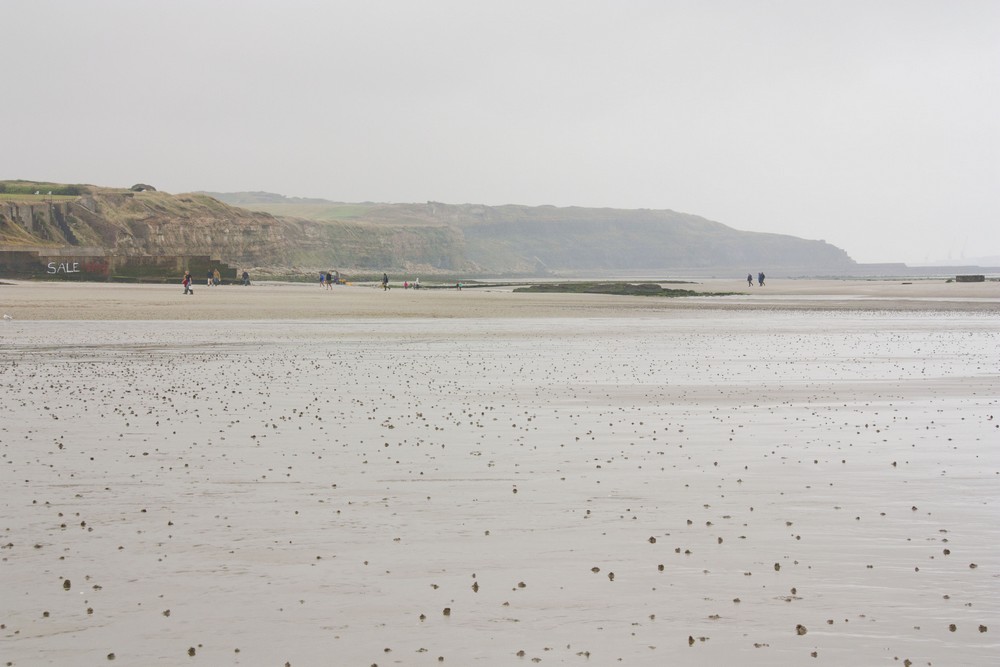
0,194,78,202
0,180,89,196
244,203,378,222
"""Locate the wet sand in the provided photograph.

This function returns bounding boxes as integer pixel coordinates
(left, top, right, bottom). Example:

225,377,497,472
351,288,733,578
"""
1,281,998,665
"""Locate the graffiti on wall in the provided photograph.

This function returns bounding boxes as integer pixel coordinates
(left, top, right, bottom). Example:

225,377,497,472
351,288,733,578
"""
47,261,81,274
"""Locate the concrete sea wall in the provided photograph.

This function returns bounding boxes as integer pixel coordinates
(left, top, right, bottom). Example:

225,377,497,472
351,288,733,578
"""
0,249,237,282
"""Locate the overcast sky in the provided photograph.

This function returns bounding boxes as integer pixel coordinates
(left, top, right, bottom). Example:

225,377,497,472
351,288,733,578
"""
6,0,998,264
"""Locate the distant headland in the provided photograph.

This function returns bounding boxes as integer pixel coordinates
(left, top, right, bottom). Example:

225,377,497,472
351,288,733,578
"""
1,180,995,281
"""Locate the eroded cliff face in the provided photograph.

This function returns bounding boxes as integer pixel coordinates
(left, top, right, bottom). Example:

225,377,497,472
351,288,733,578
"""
0,191,291,259
0,189,474,273
210,193,861,275
2,185,860,276
88,191,326,266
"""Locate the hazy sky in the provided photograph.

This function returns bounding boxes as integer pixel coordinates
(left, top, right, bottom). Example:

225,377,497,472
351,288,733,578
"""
6,1,998,264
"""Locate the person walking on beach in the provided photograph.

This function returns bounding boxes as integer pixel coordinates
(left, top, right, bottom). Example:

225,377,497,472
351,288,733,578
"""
382,273,389,291
747,273,754,287
326,271,334,290
213,268,221,286
320,271,327,289
182,272,193,295
242,270,250,286
758,272,765,287
207,269,214,288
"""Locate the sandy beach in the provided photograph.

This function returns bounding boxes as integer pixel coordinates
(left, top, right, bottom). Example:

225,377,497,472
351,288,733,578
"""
1,277,999,320
1,280,998,665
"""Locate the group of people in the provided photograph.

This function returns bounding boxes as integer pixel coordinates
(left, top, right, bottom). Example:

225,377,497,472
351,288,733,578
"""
385,275,427,290
319,270,341,289
182,269,251,293
747,272,766,287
